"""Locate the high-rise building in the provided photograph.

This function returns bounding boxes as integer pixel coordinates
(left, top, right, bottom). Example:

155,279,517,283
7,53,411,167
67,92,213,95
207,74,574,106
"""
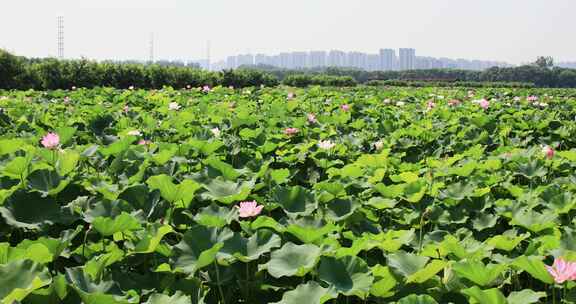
367,54,380,71
279,52,292,68
308,51,327,68
379,49,397,71
291,52,308,69
327,50,346,67
237,54,254,67
346,52,367,69
399,48,416,70
255,54,270,66
226,56,237,69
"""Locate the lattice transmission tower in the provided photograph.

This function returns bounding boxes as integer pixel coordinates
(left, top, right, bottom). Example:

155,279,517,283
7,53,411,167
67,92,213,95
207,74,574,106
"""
57,16,64,59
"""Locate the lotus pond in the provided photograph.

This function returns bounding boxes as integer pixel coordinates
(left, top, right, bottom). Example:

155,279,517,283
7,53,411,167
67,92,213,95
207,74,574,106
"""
1,86,576,303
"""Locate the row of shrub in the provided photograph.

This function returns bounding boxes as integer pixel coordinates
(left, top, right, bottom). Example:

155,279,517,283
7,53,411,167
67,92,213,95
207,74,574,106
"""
282,74,357,87
0,50,283,90
365,79,535,88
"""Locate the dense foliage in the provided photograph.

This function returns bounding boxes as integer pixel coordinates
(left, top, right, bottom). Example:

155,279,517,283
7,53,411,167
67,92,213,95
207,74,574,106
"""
1,86,576,303
0,50,277,90
248,64,576,88
282,74,357,87
365,80,534,88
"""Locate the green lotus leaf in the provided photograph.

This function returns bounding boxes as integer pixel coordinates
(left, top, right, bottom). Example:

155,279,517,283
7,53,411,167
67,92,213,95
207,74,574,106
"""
262,242,321,278
200,178,253,204
318,255,373,298
271,281,335,304
144,291,191,304
65,267,138,304
57,149,80,176
270,168,290,184
92,212,142,236
171,226,231,275
511,255,554,284
0,260,52,304
369,265,397,298
219,229,281,262
485,231,529,251
204,157,246,180
406,260,447,284
510,208,557,232
27,169,69,196
515,159,547,178
461,286,507,304
250,215,285,233
374,183,405,199
151,144,178,165
2,156,31,180
286,218,339,244
147,174,201,207
440,182,475,201
132,223,174,254
324,198,355,221
365,197,398,209
507,289,547,304
193,204,237,228
403,180,427,203
272,185,317,216
397,294,439,304
452,261,507,286
387,251,429,277
0,191,77,229
55,126,77,146
0,139,26,155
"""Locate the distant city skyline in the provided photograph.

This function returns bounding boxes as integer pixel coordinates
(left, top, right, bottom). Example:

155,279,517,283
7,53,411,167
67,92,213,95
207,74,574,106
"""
1,0,575,65
206,48,511,71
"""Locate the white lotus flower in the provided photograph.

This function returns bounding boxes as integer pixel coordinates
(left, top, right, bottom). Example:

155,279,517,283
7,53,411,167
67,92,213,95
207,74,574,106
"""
168,102,181,111
127,130,141,136
396,101,405,106
374,140,384,150
211,127,221,137
318,140,335,150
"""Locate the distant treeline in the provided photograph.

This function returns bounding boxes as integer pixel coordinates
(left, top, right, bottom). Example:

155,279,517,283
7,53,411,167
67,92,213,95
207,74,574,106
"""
2,50,576,89
248,64,576,88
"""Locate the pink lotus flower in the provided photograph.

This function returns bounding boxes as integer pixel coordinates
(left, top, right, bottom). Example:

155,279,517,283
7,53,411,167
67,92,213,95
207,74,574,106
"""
287,92,295,100
542,145,555,159
202,85,211,92
341,104,350,112
237,201,264,218
123,105,130,113
284,127,299,136
63,96,71,104
527,95,539,103
546,257,576,284
307,113,317,124
479,99,490,110
41,132,60,149
426,101,436,110
138,139,151,145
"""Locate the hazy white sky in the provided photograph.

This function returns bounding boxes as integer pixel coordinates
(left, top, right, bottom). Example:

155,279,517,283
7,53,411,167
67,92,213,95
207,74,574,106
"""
1,0,574,64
